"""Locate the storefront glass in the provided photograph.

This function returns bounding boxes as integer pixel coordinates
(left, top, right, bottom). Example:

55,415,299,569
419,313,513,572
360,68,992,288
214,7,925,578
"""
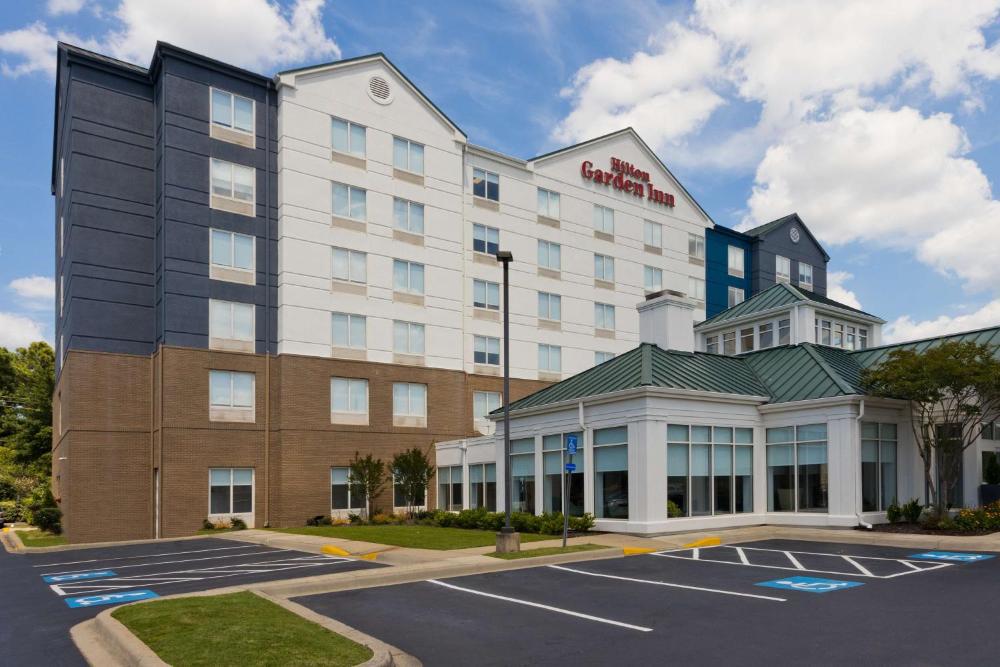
594,426,628,519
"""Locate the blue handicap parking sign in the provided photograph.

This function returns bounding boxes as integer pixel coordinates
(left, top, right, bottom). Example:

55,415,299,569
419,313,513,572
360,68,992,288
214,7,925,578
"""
566,435,578,455
43,570,116,584
66,589,159,609
756,576,864,594
909,551,994,563
564,462,577,472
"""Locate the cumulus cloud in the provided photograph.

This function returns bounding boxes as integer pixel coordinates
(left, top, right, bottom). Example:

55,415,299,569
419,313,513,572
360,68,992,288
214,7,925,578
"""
883,300,1000,343
826,271,862,310
0,0,340,78
47,0,87,16
0,313,47,350
9,276,56,310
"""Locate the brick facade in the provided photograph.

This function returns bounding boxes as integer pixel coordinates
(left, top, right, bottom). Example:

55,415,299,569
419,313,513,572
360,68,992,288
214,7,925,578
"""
54,347,548,542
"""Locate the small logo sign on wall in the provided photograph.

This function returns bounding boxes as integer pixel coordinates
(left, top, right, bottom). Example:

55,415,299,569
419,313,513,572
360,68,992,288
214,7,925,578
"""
909,552,994,563
756,576,864,594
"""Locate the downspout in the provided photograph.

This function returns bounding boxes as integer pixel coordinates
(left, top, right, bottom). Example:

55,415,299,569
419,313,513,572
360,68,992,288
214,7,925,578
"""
855,398,872,529
264,83,272,528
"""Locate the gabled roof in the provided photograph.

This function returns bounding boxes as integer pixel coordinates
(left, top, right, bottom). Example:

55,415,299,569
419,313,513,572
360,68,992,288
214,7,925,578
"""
528,128,715,226
852,325,1000,367
696,282,882,330
742,213,830,261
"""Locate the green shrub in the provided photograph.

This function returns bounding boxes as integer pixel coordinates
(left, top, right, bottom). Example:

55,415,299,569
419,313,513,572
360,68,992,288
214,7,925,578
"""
229,517,247,530
569,513,595,532
953,500,1000,532
31,507,62,534
885,501,902,523
984,453,1000,485
667,500,684,518
0,499,24,523
901,498,923,524
347,512,363,525
538,512,564,535
202,518,215,530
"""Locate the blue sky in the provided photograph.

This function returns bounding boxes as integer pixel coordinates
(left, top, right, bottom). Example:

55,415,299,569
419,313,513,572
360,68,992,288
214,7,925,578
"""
1,0,1000,348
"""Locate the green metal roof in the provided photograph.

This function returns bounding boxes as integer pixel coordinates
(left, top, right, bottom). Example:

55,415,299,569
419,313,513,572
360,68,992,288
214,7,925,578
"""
697,282,881,329
852,325,1000,368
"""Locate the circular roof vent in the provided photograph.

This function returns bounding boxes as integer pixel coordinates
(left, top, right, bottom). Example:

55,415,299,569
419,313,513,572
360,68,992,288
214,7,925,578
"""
367,76,393,105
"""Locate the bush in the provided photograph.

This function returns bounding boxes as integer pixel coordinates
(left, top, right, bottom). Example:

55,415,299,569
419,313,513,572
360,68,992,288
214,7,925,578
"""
0,499,24,523
885,501,902,524
306,515,333,527
202,518,215,530
32,507,62,534
347,512,363,525
569,513,595,532
667,500,684,518
953,501,1000,532
229,517,247,530
984,453,1000,486
901,498,923,524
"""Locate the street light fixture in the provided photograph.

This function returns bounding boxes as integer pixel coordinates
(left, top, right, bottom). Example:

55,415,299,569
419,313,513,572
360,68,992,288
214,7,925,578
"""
494,249,519,553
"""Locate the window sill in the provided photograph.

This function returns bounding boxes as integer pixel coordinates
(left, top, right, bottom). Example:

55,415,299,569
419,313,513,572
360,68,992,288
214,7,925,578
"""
538,371,562,382
209,407,255,423
594,230,614,243
644,244,662,255
393,415,428,428
473,364,501,376
331,216,367,233
393,168,425,186
331,346,367,361
594,279,615,290
728,271,745,279
473,197,499,211
211,195,255,217
537,214,559,228
331,412,369,426
210,265,255,285
538,319,561,331
209,337,255,353
210,124,255,149
393,291,425,306
331,280,367,296
537,267,560,280
473,308,500,321
393,229,425,246
393,353,425,367
595,328,615,339
330,150,366,170
688,256,705,267
473,252,497,266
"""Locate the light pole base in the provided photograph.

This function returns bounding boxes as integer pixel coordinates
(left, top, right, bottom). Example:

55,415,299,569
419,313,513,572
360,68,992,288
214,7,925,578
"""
495,530,521,553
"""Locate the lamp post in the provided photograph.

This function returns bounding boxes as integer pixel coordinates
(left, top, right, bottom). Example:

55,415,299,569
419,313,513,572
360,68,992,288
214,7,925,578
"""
494,249,519,553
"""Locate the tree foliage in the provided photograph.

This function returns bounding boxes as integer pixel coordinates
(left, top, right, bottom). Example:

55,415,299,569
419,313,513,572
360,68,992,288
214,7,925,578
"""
391,447,434,516
861,340,1000,515
348,452,387,520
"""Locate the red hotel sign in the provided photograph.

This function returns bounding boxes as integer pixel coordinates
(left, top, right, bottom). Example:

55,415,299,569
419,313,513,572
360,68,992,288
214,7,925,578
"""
581,158,675,207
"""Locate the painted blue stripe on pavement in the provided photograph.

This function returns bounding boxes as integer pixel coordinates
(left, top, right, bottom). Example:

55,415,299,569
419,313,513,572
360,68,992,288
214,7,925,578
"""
43,570,116,583
65,590,159,608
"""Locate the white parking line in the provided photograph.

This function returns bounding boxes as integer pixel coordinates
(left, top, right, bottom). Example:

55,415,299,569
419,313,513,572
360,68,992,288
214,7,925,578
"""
547,565,786,602
33,544,260,568
784,551,806,570
735,547,750,565
41,549,288,576
426,579,653,632
843,556,874,577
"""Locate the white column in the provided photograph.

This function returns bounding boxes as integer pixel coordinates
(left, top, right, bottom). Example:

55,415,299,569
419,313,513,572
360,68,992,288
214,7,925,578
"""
632,419,667,523
583,427,595,515
534,434,544,516
754,424,768,514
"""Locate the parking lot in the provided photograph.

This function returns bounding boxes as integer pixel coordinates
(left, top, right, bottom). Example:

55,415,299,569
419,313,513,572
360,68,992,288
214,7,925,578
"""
1,537,381,666
297,539,1000,666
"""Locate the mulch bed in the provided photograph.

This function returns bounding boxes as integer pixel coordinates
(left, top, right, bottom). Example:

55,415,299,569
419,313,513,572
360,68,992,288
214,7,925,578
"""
859,523,999,537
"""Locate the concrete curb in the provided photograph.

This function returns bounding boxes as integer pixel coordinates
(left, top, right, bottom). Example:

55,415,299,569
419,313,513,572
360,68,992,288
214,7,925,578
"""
71,606,167,667
13,531,221,554
1,528,24,553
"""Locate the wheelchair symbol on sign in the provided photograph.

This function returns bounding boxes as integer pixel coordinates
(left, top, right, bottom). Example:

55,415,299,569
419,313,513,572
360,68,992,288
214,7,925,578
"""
778,580,850,592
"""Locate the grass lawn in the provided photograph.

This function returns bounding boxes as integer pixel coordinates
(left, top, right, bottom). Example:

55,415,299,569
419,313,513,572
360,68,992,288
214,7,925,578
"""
271,525,550,550
196,528,241,535
488,543,610,560
112,591,372,667
16,530,67,548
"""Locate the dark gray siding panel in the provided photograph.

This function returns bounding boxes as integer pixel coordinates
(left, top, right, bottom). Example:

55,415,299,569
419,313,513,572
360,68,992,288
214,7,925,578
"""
750,219,828,297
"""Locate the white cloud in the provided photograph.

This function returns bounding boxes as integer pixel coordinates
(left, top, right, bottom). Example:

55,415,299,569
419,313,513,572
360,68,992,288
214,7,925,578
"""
883,300,1000,343
826,271,862,310
10,276,55,304
0,0,340,78
47,0,87,16
0,312,47,350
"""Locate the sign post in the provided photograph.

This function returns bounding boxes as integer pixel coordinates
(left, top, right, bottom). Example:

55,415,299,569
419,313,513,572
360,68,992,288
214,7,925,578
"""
562,435,578,548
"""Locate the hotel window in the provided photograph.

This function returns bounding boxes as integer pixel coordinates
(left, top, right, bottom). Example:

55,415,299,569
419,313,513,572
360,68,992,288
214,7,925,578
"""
331,117,366,158
688,277,706,302
538,240,561,270
436,466,463,511
728,286,744,307
332,312,366,349
393,382,427,420
594,426,628,519
473,391,501,421
668,425,753,517
332,467,364,511
331,378,368,416
595,303,615,331
858,328,869,349
393,198,424,234
766,424,828,512
393,136,424,174
740,327,754,352
727,245,744,277
393,260,425,294
689,233,705,260
816,319,832,345
705,335,719,354
211,159,254,202
332,247,367,284
846,326,857,350
210,300,254,343
59,216,64,257
759,322,774,349
543,432,585,517
209,370,254,410
644,220,662,248
211,89,253,134
469,463,497,511
775,255,791,283
644,266,663,292
798,263,813,290
60,275,64,317
778,318,791,345
537,188,560,218
861,422,897,512
595,351,615,365
211,229,255,272
332,182,366,220
539,344,561,373
472,223,500,255
474,335,500,366
209,468,253,516
473,279,500,310
393,321,425,355
593,204,614,234
472,167,499,201
722,331,736,355
594,254,615,282
509,438,535,513
393,473,427,509
833,323,844,347
538,292,561,321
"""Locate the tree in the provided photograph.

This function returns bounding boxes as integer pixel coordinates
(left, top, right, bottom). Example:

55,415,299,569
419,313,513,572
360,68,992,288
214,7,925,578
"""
862,340,1000,517
391,447,434,516
348,452,387,520
0,342,55,474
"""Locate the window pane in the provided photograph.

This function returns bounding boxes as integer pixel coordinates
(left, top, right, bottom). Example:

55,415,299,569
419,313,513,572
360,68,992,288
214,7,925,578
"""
350,187,366,220
472,168,485,198
210,484,230,514
797,443,828,511
410,203,424,234
233,166,254,202
767,444,794,511
233,304,253,340
393,198,407,229
349,123,366,157
393,261,407,291
210,301,231,338
350,315,366,347
332,118,348,152
351,250,367,282
410,143,424,174
393,322,407,352
233,234,254,270
210,468,231,486
211,159,232,197
210,371,230,406
411,264,424,293
412,384,426,415
332,314,348,346
233,481,252,513
412,324,424,354
332,378,349,412
232,373,253,407
212,90,232,127
233,97,253,133
350,380,367,412
332,183,349,217
393,138,407,169
211,230,232,266
393,384,407,415
667,424,689,442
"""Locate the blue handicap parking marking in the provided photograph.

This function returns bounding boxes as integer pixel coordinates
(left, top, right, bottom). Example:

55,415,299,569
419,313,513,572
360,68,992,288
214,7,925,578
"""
65,589,159,609
756,576,864,594
909,551,994,563
43,570,116,584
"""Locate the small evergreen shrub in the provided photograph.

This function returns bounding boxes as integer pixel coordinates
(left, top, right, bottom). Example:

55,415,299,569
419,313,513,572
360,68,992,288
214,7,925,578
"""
885,501,902,524
667,500,684,518
229,517,247,530
901,498,923,524
202,518,215,530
